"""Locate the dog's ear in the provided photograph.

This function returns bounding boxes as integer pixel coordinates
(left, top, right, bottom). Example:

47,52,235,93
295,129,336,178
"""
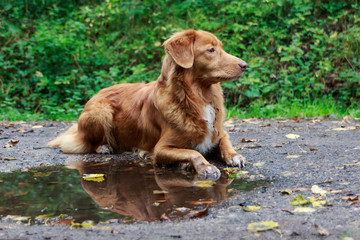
163,29,196,69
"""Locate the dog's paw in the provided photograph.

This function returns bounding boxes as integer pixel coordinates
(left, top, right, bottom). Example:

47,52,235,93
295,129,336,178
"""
224,153,247,168
196,164,221,179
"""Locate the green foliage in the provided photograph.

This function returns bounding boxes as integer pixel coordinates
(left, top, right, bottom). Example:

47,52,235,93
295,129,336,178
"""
0,0,359,120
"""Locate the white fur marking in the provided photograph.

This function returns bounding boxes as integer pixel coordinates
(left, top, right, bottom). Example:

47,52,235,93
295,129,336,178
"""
195,104,218,155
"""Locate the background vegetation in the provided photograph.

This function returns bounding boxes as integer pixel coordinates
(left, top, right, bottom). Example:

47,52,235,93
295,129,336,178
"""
0,0,359,120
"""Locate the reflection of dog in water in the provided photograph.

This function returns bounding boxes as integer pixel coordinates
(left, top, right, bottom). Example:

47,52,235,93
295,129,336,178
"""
67,160,233,222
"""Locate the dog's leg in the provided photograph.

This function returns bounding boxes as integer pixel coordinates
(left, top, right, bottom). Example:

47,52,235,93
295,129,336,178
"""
218,132,247,167
153,145,221,178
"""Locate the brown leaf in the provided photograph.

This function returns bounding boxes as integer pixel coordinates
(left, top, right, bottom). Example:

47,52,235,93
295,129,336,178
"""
2,139,20,148
315,224,330,236
184,207,209,219
310,148,318,151
241,138,256,143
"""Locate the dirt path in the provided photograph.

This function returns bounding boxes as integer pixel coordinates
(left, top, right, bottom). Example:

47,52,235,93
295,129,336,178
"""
0,118,360,240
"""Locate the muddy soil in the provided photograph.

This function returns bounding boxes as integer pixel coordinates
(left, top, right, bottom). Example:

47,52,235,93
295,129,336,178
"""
0,118,360,240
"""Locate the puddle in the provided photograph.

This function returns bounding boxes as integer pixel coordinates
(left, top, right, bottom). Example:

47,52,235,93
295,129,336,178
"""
0,158,269,225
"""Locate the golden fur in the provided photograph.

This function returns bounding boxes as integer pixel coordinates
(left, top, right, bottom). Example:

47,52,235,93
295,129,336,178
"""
48,29,248,177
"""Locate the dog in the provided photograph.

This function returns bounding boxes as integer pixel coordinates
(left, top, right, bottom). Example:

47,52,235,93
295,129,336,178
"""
48,29,248,178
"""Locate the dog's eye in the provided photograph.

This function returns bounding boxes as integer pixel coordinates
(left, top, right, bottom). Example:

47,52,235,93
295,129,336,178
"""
208,48,216,53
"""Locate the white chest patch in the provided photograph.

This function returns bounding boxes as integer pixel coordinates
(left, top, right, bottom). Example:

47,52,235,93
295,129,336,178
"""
194,104,218,155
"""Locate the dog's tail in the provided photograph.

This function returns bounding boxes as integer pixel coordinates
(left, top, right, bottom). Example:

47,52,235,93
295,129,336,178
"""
47,124,94,153
48,100,116,154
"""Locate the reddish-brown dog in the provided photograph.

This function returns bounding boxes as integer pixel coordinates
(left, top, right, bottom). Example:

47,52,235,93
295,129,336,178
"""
48,29,248,178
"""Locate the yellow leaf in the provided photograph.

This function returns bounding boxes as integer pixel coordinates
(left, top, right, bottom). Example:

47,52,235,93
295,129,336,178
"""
293,207,316,213
286,155,301,159
71,222,94,228
311,185,328,196
315,39,320,45
247,221,279,232
330,31,338,38
291,194,310,206
242,206,261,212
32,125,43,129
193,180,216,188
285,134,300,139
253,162,265,167
82,174,105,182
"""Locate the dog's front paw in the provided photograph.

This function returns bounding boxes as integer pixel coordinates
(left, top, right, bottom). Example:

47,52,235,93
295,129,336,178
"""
196,164,221,179
224,153,247,168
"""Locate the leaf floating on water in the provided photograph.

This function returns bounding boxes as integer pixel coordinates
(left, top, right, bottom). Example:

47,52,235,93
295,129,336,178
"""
247,221,279,232
242,205,261,212
293,207,316,213
33,171,54,178
82,173,105,182
291,194,310,206
285,134,300,139
193,180,216,188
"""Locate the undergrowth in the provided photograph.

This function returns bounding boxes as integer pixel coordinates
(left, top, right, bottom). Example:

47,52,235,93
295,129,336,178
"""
0,0,359,120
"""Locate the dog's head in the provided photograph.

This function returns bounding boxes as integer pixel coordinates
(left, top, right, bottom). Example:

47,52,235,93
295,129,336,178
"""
163,29,247,83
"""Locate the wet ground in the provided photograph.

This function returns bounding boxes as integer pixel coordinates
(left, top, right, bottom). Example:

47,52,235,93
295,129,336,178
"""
0,117,360,239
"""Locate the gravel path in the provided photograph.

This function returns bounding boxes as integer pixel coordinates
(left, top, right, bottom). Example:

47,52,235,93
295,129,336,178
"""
0,118,359,240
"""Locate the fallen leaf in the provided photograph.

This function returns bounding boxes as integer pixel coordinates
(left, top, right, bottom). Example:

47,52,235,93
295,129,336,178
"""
311,185,328,196
33,171,54,178
186,199,216,205
175,207,190,213
280,171,295,177
71,222,94,228
293,207,316,213
32,125,43,129
241,138,256,143
291,194,310,206
184,207,209,219
286,155,301,159
310,148,318,151
160,213,171,222
223,167,239,175
293,188,311,192
230,171,249,178
82,174,105,182
4,158,17,161
281,209,294,215
242,206,261,212
2,139,20,148
285,134,300,139
193,180,216,188
279,189,293,195
315,224,330,236
247,221,279,232
332,126,356,131
253,162,265,167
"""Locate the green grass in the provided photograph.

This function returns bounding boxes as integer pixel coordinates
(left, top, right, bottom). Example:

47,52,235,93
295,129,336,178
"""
226,97,360,119
1,97,359,121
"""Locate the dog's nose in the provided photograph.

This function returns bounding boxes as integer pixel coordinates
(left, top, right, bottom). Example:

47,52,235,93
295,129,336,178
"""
239,61,247,71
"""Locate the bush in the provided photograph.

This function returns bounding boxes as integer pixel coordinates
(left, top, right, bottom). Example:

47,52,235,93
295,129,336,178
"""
0,0,359,120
